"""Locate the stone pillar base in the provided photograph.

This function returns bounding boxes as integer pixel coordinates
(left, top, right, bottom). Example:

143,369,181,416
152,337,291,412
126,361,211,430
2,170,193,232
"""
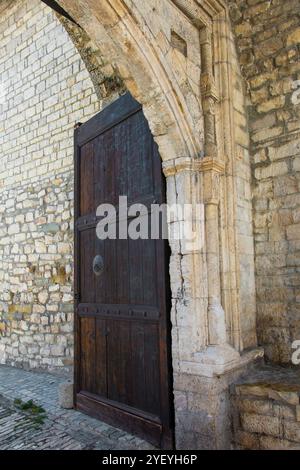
174,347,264,449
58,380,74,409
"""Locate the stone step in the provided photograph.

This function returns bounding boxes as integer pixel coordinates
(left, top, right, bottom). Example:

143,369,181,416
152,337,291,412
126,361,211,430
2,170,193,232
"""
232,370,300,450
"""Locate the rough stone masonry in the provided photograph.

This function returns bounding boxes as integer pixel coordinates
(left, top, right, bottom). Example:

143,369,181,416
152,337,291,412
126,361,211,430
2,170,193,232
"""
229,0,300,363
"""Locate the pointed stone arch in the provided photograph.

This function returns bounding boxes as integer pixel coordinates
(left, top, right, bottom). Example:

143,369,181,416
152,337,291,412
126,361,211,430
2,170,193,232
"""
58,0,203,161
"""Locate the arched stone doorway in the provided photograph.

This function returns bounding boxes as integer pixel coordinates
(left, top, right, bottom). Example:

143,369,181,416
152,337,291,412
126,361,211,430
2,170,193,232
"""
0,0,260,449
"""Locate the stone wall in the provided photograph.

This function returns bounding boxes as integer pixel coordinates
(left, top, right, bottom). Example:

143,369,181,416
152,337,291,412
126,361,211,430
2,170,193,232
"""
0,0,104,371
229,0,300,363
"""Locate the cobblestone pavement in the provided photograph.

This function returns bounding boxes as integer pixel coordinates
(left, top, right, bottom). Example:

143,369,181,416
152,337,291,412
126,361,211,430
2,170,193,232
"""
0,365,154,450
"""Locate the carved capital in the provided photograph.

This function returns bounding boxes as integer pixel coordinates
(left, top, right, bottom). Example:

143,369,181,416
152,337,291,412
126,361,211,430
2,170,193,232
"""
198,156,225,174
162,156,225,178
202,157,225,202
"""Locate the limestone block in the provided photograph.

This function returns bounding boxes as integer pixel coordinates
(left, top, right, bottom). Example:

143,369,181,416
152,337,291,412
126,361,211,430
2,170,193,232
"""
284,421,300,443
259,435,300,450
238,397,273,415
244,1,271,19
287,28,300,46
235,430,259,450
257,96,285,114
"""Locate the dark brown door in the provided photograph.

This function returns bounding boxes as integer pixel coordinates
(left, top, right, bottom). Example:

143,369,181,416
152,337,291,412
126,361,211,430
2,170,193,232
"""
74,93,173,448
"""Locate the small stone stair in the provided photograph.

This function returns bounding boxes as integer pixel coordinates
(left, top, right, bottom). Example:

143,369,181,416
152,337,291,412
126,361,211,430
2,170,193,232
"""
231,366,300,449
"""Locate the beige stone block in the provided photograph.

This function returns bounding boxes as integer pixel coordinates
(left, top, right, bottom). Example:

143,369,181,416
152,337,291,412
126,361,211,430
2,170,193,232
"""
244,1,271,19
288,121,300,133
296,405,300,422
269,140,300,161
274,175,298,196
254,37,283,59
250,72,277,89
250,113,276,132
235,125,250,146
255,162,288,180
268,389,299,406
250,87,268,105
259,435,300,450
259,96,284,115
284,421,300,443
241,412,280,437
273,404,296,420
287,28,300,46
287,224,300,240
234,22,252,37
293,157,300,172
237,397,273,415
251,126,282,143
38,291,48,304
236,383,270,398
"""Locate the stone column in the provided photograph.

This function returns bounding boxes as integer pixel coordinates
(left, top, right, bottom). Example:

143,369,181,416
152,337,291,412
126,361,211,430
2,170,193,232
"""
163,151,242,367
163,158,208,366
163,157,241,450
204,172,227,346
193,159,241,376
177,26,241,374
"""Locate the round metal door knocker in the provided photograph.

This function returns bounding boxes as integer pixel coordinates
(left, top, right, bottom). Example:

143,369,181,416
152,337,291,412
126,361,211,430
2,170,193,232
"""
93,255,104,276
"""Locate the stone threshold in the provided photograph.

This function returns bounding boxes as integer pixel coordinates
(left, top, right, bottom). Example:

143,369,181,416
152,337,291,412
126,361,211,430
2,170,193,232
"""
232,364,300,450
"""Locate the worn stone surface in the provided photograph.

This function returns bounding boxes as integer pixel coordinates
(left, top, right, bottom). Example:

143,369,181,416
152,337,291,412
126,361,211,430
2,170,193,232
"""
229,0,300,364
0,365,154,450
0,0,261,450
58,380,73,409
0,0,124,371
232,365,300,449
2,0,299,451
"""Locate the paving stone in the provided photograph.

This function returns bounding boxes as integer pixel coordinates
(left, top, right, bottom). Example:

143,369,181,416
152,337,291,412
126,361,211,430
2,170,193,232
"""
0,365,154,450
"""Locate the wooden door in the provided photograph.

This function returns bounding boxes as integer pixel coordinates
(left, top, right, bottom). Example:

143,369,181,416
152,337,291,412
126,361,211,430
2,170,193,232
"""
74,93,173,448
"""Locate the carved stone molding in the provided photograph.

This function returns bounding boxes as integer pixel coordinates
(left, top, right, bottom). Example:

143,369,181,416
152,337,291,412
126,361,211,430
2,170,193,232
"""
0,0,15,14
172,0,226,24
60,0,202,160
162,156,225,177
